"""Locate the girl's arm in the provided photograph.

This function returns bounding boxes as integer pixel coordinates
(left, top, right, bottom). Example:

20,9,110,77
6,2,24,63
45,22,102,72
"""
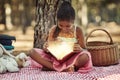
43,25,56,52
48,25,56,41
76,27,86,49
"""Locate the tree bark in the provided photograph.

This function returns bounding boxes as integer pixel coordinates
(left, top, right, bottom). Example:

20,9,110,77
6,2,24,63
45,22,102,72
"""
34,0,60,48
0,0,6,29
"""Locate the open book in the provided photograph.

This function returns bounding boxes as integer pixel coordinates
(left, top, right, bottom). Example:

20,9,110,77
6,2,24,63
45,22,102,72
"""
47,41,75,61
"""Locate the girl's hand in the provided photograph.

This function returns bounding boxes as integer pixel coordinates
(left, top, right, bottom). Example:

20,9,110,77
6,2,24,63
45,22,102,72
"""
73,43,83,52
43,42,49,52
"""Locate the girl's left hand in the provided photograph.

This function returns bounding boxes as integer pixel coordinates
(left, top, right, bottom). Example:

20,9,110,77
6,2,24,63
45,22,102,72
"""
43,42,49,52
73,43,83,52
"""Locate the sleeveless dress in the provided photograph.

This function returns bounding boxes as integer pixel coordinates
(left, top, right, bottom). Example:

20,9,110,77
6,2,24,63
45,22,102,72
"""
28,26,93,73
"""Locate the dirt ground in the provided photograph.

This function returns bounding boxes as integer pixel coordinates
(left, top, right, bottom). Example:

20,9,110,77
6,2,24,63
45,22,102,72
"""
0,26,34,54
86,22,120,49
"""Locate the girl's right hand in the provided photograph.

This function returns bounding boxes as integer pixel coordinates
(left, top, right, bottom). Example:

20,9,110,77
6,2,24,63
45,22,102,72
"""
43,42,49,52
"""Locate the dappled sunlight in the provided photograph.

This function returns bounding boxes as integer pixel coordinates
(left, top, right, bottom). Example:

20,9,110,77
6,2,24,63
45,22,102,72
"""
87,22,120,35
5,3,13,30
86,22,120,49
0,25,34,51
0,24,5,30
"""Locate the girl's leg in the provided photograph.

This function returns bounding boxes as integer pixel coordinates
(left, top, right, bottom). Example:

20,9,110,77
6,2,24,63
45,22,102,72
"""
63,53,89,72
28,49,54,70
74,53,89,70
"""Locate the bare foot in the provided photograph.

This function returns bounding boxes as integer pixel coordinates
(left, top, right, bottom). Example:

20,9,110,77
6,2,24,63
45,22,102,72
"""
63,66,74,72
42,67,55,71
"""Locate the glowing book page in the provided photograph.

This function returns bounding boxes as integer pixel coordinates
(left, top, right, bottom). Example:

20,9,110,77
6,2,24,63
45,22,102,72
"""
47,41,74,60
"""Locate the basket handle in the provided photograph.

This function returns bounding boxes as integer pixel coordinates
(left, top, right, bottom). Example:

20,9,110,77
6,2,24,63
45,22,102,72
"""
86,29,113,45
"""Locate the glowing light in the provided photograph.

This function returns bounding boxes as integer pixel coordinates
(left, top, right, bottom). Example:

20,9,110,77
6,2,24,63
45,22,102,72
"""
47,41,74,60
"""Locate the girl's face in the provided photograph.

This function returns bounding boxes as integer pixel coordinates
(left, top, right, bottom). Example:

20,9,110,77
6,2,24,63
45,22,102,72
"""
58,20,74,32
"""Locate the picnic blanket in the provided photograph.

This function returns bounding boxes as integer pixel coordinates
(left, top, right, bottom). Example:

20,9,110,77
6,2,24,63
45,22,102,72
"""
0,62,120,80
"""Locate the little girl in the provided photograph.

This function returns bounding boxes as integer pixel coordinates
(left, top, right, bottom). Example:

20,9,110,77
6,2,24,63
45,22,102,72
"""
28,1,93,72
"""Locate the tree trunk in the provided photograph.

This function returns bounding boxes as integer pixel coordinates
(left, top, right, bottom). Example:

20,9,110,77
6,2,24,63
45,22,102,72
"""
34,0,72,48
34,0,60,48
0,0,6,29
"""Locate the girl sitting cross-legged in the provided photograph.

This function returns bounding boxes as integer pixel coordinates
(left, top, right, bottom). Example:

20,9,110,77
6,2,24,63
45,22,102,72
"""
28,1,93,72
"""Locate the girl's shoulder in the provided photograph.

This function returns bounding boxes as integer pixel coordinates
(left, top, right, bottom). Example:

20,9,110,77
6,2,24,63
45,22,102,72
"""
76,26,83,33
51,25,57,29
48,25,57,41
49,25,57,33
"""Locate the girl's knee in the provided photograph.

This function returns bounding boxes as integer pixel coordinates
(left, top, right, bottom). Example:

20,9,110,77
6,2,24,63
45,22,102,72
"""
28,48,37,56
75,53,89,68
81,54,89,62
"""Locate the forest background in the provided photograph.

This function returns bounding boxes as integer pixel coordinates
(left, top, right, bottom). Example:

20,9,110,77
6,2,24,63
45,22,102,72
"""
0,0,120,52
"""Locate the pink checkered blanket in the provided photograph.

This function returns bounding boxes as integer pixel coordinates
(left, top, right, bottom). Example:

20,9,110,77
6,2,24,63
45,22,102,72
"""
1,63,120,80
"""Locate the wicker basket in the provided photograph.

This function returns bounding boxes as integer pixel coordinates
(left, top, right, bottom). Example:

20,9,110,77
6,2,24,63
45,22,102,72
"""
86,29,119,66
